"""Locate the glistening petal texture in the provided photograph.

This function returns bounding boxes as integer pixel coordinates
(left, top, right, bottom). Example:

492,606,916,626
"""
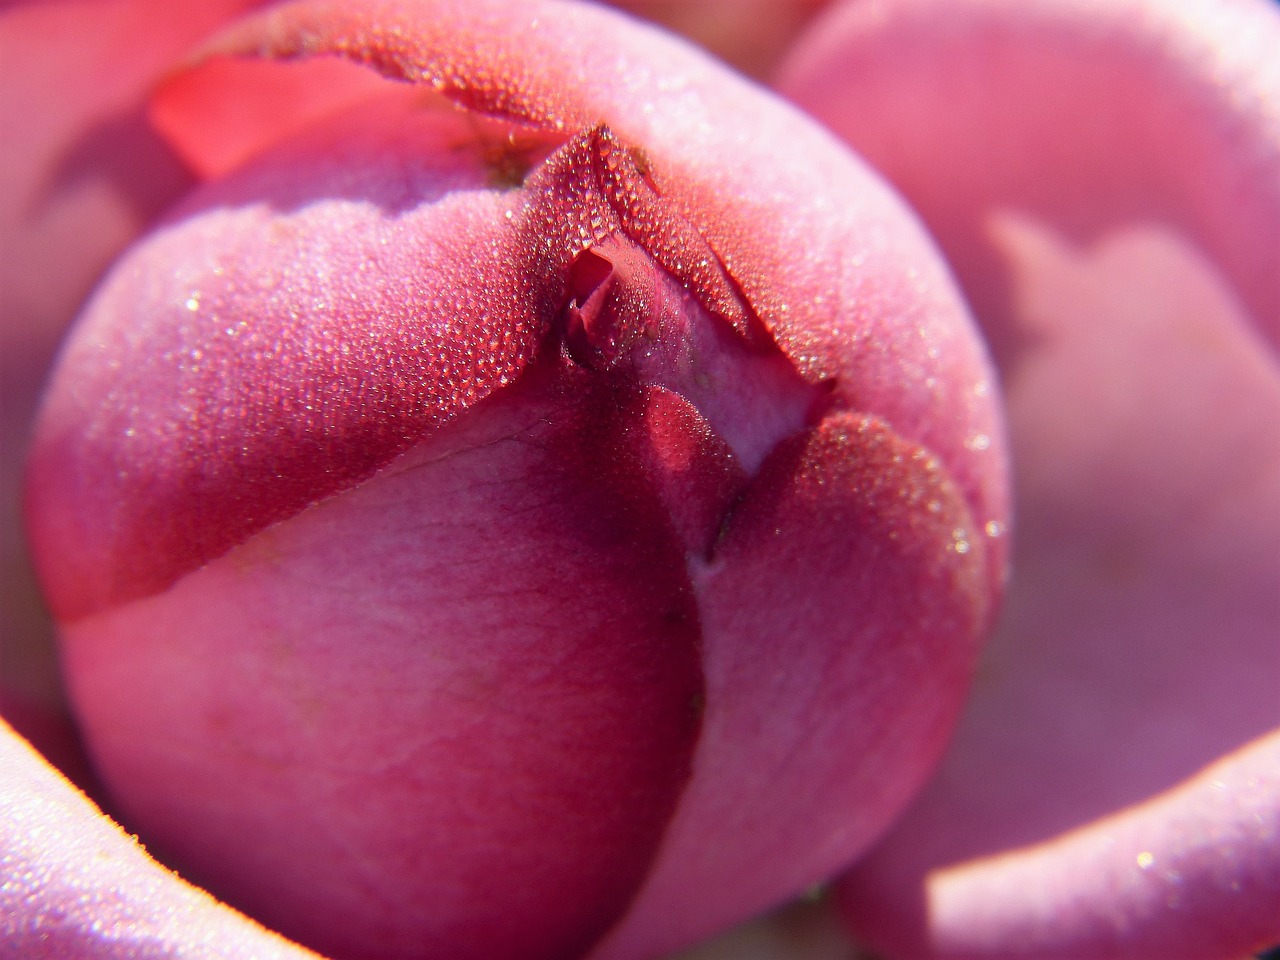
0,720,323,960
27,92,563,621
779,0,1280,957
594,413,989,959
191,0,1010,576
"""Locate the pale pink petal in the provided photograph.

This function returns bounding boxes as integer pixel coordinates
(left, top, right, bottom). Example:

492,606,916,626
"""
921,731,1280,960
0,719,324,959
780,0,1280,956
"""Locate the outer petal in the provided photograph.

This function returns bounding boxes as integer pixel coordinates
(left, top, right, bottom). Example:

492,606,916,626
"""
780,0,1280,956
598,413,990,959
921,731,1280,960
0,719,323,959
58,373,707,960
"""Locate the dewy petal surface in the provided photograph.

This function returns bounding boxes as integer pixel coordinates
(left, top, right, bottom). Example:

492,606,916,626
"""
595,412,989,959
780,0,1280,956
27,0,1009,957
186,0,1009,571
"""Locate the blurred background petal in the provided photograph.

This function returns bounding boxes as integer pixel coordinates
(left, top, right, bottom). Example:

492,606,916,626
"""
779,0,1280,956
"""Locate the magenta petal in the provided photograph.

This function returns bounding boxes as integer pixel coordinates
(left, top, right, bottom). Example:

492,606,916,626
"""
780,0,1280,956
0,719,323,959
597,412,990,959
57,376,704,960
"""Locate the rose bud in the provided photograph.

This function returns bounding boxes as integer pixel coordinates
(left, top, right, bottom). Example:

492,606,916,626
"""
24,1,1008,958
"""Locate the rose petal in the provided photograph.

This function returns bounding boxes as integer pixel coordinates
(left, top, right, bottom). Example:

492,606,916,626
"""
596,412,989,958
0,718,323,959
150,55,400,181
58,372,706,960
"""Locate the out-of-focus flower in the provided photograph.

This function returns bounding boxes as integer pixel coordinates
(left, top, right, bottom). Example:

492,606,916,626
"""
7,1,1007,959
604,0,831,77
779,0,1280,957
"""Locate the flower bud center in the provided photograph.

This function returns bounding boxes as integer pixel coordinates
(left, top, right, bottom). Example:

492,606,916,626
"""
537,125,831,473
562,242,658,371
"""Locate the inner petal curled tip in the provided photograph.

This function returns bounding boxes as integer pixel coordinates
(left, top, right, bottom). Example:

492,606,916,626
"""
534,124,828,475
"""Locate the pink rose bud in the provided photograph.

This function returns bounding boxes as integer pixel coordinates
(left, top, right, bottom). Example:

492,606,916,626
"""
25,1,1008,957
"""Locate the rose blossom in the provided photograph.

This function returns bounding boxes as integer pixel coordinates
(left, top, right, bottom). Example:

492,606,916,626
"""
8,0,1007,958
779,0,1280,957
13,0,1273,956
